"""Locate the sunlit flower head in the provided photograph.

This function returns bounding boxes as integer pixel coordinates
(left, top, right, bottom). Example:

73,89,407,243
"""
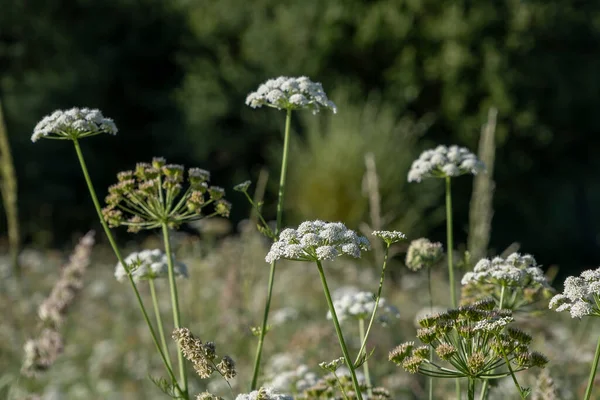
372,230,407,246
246,76,337,114
326,290,400,324
265,220,370,263
32,107,117,142
408,145,485,183
461,253,550,289
549,267,600,319
114,249,188,282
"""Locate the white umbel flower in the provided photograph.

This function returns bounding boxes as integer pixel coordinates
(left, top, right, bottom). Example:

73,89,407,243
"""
408,145,485,182
32,107,118,142
405,238,444,271
235,387,293,400
245,76,337,114
461,253,550,289
549,267,600,319
326,290,400,323
265,220,370,263
114,249,188,282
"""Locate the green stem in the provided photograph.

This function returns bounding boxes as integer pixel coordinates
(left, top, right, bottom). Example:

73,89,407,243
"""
428,266,434,400
467,378,475,400
354,244,391,365
71,140,183,397
494,333,526,399
358,318,372,396
250,108,293,390
149,279,173,370
316,260,363,400
499,285,506,310
445,176,456,307
161,223,188,396
584,334,600,400
480,285,506,399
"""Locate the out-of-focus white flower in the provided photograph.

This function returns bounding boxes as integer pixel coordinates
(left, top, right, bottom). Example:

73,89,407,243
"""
32,107,118,142
245,76,337,114
326,290,400,324
461,253,550,289
114,249,188,282
549,267,600,319
265,220,370,263
270,307,299,326
235,387,293,400
405,238,444,271
408,145,485,182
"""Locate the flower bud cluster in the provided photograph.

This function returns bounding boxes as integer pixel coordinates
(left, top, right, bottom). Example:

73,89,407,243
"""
32,107,117,142
408,145,485,183
549,267,600,319
405,238,444,271
246,76,337,114
326,291,400,324
114,249,188,282
461,253,552,310
265,220,370,264
102,158,230,231
172,328,236,381
389,299,547,379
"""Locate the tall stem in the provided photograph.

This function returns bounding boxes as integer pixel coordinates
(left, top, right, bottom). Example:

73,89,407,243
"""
358,318,372,396
584,334,600,400
149,279,173,370
161,223,188,395
316,260,363,400
445,176,456,307
467,378,475,400
427,267,434,400
71,140,183,396
250,108,293,390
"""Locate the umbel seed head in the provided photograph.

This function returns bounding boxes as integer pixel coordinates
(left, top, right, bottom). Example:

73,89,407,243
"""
32,107,117,142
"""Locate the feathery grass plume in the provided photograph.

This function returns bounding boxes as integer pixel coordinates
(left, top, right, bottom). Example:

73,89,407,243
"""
389,300,547,398
114,249,188,282
235,387,293,400
462,253,553,310
549,267,600,318
246,76,337,114
405,238,443,271
21,231,95,376
468,107,497,262
532,369,558,400
326,291,399,324
31,107,117,142
0,98,20,277
102,158,230,231
172,328,236,381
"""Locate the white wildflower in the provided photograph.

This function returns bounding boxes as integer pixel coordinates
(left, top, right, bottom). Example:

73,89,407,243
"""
461,253,550,289
408,145,485,182
326,291,400,323
405,238,444,271
32,107,117,142
235,388,293,400
114,249,188,282
549,266,600,319
265,220,370,263
245,76,337,114
372,230,407,245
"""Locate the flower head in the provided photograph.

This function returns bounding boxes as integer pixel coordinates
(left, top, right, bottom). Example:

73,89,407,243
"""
114,249,188,282
549,267,600,319
235,388,293,400
372,230,407,246
405,238,444,271
265,220,370,263
461,253,550,289
408,145,485,182
32,107,117,142
326,290,400,324
246,76,337,114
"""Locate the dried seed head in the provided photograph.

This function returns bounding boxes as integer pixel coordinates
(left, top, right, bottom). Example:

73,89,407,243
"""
389,342,414,364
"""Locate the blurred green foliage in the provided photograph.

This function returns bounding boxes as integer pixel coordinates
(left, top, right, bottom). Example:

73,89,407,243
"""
1,0,600,271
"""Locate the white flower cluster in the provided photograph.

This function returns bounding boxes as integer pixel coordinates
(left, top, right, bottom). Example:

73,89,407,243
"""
473,316,514,333
327,290,400,323
405,238,444,271
245,76,337,114
32,107,118,142
372,230,407,245
235,388,292,400
549,267,600,319
114,249,188,282
461,253,550,289
264,358,318,395
407,145,485,183
265,220,370,263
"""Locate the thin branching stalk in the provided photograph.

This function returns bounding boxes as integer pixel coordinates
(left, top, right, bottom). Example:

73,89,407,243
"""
149,279,173,371
71,139,183,397
0,98,20,277
316,260,364,400
162,223,188,395
250,108,293,390
584,335,600,400
494,332,527,399
479,284,507,399
427,267,434,400
358,318,372,396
